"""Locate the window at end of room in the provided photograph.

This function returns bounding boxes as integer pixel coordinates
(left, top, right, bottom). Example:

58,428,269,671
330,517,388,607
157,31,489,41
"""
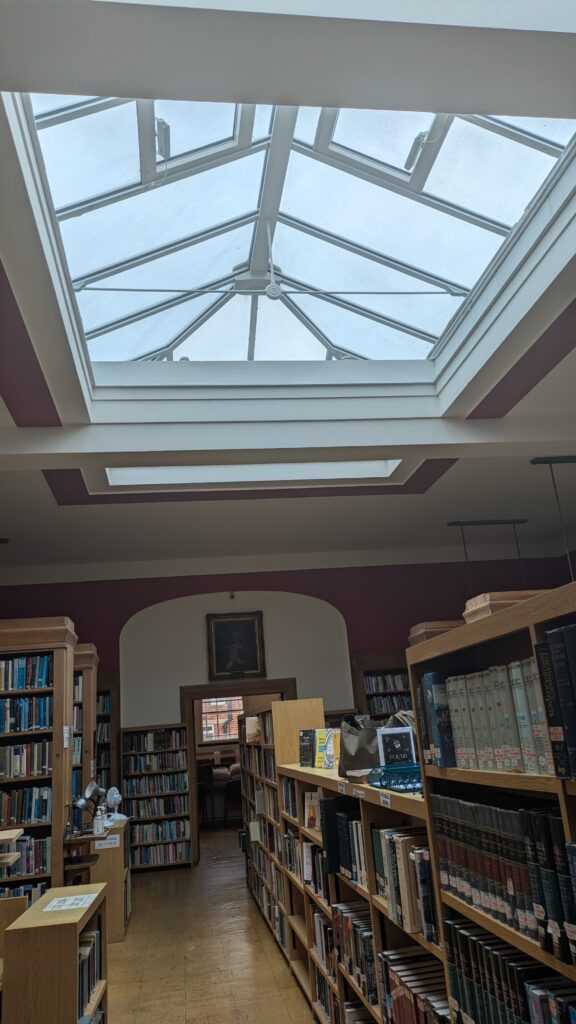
201,695,244,743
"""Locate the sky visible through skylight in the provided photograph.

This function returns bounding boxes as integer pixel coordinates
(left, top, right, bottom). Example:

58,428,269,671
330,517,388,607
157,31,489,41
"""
27,96,576,362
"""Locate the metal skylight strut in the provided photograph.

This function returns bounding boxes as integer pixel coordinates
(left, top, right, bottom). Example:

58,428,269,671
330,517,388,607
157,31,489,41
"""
249,106,298,275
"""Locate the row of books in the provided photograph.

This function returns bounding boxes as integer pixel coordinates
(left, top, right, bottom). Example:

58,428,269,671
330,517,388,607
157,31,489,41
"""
283,828,302,879
365,671,410,695
96,692,110,716
0,785,52,825
0,696,53,734
122,728,186,753
313,909,337,983
315,966,341,1024
130,840,191,867
444,916,576,1024
0,880,48,904
282,776,298,819
262,710,273,745
123,794,189,819
333,901,377,1005
72,735,82,767
431,792,576,963
367,692,412,716
73,705,83,733
0,739,53,778
299,728,340,771
371,825,437,942
377,947,448,1024
78,925,102,1019
417,659,550,772
122,771,188,796
4,836,51,878
122,750,188,774
271,861,286,906
0,654,52,691
303,841,329,902
273,904,287,950
96,722,110,743
73,671,83,702
96,767,110,789
262,749,276,780
130,820,190,844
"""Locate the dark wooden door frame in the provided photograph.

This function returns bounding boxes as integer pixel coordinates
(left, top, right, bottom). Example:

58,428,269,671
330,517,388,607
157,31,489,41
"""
180,678,298,865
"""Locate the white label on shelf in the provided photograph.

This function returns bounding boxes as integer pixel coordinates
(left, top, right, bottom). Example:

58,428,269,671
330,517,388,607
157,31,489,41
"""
352,787,365,799
379,792,391,808
95,835,120,850
548,920,561,938
43,893,97,912
63,726,71,749
565,922,576,942
337,782,346,794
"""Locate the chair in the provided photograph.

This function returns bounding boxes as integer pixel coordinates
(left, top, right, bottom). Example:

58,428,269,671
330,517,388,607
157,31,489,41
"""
196,764,214,826
223,778,242,826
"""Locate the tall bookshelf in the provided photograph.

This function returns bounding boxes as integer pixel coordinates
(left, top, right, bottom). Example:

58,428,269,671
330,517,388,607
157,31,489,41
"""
3,881,108,1024
96,686,119,790
0,617,76,902
239,700,325,963
72,644,98,829
350,652,409,716
121,723,191,871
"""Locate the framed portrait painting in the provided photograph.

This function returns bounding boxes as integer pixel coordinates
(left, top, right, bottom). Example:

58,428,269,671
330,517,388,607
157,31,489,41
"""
207,611,267,682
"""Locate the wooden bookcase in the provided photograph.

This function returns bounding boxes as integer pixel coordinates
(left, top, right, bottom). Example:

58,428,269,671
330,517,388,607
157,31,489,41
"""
350,651,409,716
72,644,99,828
3,882,107,1024
121,723,191,871
89,818,131,942
239,700,325,967
95,685,119,791
0,617,77,900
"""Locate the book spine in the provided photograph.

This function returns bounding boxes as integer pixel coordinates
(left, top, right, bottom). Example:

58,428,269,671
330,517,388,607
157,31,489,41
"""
535,641,570,777
493,664,524,772
481,669,498,771
547,630,576,777
509,662,538,775
523,656,555,776
458,673,478,770
446,677,466,768
415,681,432,765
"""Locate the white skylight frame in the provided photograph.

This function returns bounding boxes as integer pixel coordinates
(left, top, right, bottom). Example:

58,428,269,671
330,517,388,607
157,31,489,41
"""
11,90,576,374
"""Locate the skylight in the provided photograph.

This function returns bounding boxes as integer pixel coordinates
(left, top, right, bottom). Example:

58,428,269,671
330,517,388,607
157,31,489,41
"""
26,96,576,363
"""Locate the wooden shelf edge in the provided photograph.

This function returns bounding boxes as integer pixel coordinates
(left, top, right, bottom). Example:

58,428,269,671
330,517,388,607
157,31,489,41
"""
441,891,576,981
290,958,312,1002
309,947,339,994
83,978,107,1018
288,914,308,946
371,893,444,961
425,765,562,793
338,963,382,1023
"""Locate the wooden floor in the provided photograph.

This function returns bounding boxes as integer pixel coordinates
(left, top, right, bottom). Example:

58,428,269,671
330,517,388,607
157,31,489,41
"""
108,829,313,1023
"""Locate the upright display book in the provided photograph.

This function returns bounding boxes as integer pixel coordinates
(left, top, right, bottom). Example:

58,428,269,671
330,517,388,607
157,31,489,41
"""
299,729,315,767
376,726,417,766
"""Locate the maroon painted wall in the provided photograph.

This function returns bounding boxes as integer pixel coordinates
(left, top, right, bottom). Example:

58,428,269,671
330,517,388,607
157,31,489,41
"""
0,555,569,685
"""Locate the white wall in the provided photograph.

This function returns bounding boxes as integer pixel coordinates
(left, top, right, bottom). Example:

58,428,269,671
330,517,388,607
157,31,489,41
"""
120,590,353,726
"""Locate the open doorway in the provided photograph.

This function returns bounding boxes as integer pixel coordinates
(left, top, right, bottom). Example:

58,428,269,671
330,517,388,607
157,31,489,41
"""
180,679,297,864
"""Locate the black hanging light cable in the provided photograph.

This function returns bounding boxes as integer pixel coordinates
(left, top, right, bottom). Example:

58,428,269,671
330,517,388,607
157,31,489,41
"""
447,519,528,598
530,456,576,583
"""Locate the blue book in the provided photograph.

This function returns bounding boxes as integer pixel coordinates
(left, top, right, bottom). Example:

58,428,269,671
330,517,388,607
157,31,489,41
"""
16,657,26,690
421,672,456,767
38,655,49,689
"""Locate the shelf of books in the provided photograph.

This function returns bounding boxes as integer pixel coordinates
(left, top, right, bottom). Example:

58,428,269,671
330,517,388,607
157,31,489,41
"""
72,644,99,831
95,687,116,790
405,579,576,1023
0,617,77,904
351,653,410,717
121,723,191,871
3,881,108,1024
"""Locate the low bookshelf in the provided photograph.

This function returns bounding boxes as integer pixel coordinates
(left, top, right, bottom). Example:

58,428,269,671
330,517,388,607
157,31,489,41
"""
72,644,98,830
121,723,191,871
3,881,108,1024
0,617,77,902
350,652,410,717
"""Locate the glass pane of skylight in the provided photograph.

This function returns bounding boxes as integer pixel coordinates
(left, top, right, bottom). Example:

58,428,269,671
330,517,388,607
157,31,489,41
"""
76,223,253,332
253,105,274,141
274,224,462,336
332,110,434,169
88,293,220,360
281,152,502,286
493,116,576,147
292,294,433,359
154,100,236,160
294,107,321,146
31,94,97,116
60,151,265,279
254,298,328,359
36,102,140,210
175,295,250,360
425,119,556,224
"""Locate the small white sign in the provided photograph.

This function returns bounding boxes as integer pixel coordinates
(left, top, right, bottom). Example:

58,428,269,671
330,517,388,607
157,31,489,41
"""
95,835,120,850
352,787,365,799
63,726,71,749
337,782,346,794
379,791,391,808
43,893,97,912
